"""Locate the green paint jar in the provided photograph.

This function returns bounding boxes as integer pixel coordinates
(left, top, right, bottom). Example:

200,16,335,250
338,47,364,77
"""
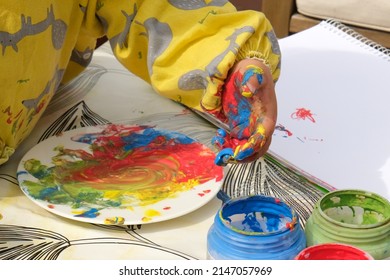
305,189,390,259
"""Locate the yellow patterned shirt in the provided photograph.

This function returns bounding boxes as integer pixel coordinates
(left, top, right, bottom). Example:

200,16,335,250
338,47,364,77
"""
0,0,281,165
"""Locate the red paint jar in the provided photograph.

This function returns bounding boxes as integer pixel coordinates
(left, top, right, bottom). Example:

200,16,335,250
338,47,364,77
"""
295,243,374,260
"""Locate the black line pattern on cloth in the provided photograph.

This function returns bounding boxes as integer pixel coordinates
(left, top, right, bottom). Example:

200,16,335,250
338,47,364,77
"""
38,101,110,143
0,174,18,186
0,224,195,260
221,156,327,228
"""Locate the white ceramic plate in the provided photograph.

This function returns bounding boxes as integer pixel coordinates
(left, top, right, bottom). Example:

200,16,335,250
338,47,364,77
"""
17,124,223,225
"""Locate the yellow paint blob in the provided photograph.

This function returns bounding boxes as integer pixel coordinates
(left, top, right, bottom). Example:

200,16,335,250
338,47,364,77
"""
145,209,161,217
104,216,125,225
142,209,162,222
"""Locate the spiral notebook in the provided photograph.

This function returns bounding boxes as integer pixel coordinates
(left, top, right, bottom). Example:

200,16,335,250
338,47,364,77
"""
268,19,390,200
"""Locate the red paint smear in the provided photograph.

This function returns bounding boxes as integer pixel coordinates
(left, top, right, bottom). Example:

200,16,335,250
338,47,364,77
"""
64,142,221,185
55,125,223,190
198,190,212,197
163,207,171,210
291,108,316,123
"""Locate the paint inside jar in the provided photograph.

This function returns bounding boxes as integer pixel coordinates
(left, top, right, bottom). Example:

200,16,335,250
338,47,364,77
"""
320,190,390,227
295,243,374,260
324,206,385,225
219,195,297,235
225,212,292,233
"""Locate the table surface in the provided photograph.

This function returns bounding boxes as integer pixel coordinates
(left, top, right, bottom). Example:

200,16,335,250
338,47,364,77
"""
0,43,327,260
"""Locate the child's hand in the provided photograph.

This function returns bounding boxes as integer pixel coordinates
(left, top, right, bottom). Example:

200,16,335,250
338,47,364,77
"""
213,58,277,166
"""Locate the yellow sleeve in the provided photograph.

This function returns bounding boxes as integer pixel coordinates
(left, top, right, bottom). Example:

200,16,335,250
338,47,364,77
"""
0,1,104,165
95,0,281,112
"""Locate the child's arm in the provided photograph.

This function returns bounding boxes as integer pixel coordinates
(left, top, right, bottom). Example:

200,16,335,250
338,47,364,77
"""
92,0,281,164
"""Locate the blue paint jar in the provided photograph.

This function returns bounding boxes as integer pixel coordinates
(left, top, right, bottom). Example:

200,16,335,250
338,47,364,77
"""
207,195,306,259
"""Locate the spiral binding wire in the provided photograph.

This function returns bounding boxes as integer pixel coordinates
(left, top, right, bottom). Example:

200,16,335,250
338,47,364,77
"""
322,18,390,61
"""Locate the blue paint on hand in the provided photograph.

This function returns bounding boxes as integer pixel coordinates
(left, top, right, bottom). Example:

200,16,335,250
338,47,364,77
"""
234,147,255,161
216,128,227,137
215,148,234,166
242,68,263,88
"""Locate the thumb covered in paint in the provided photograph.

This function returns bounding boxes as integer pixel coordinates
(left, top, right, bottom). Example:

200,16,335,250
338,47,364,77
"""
213,58,277,165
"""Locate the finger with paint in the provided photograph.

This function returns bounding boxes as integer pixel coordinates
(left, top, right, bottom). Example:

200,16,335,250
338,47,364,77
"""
214,123,267,166
231,123,267,161
212,129,238,165
241,65,264,98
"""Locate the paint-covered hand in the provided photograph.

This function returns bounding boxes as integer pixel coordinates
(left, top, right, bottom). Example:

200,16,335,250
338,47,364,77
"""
213,58,277,166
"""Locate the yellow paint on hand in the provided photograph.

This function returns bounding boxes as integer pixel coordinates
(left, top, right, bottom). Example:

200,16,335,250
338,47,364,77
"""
242,91,253,98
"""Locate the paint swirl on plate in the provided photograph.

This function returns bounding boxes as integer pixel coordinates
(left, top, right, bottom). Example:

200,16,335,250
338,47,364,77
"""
20,124,223,215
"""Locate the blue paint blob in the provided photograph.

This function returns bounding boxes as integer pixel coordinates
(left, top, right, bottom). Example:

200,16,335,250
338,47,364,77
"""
216,128,227,137
122,127,195,151
39,187,59,198
71,126,195,151
75,208,100,218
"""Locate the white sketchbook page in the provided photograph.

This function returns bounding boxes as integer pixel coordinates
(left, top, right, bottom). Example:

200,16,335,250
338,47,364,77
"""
269,21,390,200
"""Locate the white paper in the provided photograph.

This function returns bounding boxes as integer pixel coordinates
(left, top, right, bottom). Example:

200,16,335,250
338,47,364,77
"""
269,21,390,200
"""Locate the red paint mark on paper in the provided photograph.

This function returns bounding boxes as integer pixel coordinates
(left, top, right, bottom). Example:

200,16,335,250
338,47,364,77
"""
275,124,293,137
163,207,171,211
291,108,316,123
